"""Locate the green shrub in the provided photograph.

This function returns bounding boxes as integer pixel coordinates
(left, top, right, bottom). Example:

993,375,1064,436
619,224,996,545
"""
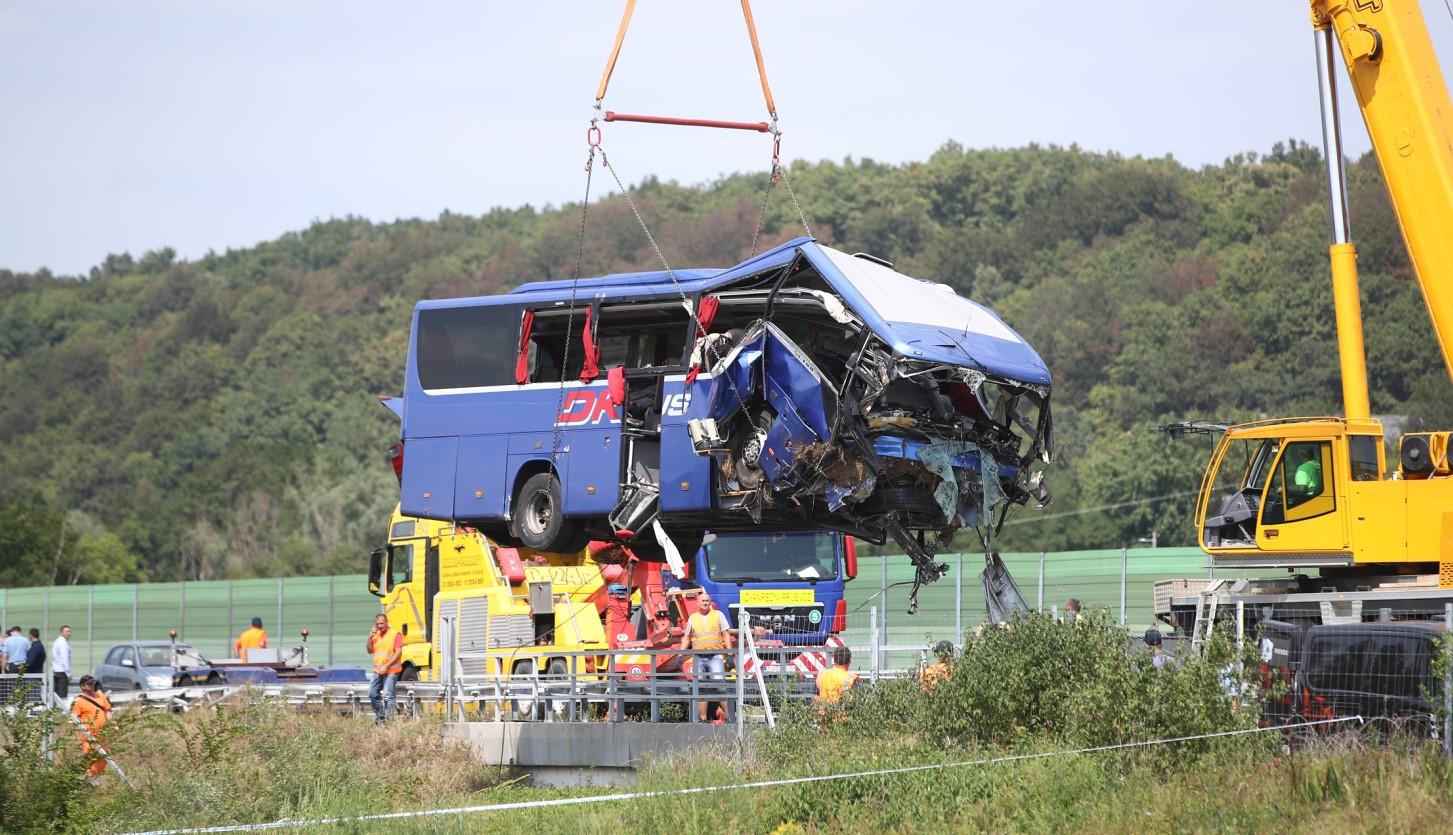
0,704,96,834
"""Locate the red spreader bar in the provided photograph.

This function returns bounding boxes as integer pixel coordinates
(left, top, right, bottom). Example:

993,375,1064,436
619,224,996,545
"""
604,111,771,133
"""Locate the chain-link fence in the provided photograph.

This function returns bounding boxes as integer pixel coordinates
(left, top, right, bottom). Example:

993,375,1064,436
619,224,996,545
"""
1134,598,1453,750
846,547,1239,669
0,577,380,673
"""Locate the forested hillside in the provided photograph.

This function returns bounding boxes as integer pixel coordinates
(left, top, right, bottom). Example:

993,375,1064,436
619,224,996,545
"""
2,141,1448,585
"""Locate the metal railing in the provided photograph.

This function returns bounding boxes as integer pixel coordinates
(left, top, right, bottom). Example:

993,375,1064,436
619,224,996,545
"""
0,673,51,709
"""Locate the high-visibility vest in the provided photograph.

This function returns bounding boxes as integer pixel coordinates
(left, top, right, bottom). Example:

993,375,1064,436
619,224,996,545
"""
920,661,950,691
686,610,729,651
817,666,857,704
370,628,403,675
235,627,268,661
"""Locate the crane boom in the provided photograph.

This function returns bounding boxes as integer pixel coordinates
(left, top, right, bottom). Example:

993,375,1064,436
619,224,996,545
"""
1184,1,1453,581
1314,0,1453,387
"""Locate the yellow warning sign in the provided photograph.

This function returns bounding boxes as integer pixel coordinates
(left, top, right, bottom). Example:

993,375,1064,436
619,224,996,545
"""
739,588,814,607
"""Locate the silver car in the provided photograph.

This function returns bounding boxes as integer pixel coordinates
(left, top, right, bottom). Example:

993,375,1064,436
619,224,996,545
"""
93,641,226,690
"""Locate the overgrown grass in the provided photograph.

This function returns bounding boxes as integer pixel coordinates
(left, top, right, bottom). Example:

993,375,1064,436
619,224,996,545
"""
6,613,1453,833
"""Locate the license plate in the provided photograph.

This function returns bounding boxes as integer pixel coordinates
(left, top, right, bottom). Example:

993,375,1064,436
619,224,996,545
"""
739,589,815,607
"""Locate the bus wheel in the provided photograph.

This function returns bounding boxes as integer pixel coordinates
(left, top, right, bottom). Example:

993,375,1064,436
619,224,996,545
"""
509,659,539,721
513,472,582,552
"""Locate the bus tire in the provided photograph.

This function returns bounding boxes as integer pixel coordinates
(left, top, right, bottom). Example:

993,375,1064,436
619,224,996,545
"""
512,472,582,552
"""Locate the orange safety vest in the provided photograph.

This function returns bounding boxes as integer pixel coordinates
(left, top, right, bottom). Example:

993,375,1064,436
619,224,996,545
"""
686,610,729,651
816,666,857,704
369,628,403,675
920,661,950,691
235,627,268,661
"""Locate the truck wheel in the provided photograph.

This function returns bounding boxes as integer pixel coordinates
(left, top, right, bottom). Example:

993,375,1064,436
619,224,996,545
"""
546,658,576,719
509,659,539,721
512,472,584,552
400,665,419,682
206,673,221,686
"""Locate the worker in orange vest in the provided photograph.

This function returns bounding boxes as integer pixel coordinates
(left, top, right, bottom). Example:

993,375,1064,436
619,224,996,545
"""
234,617,268,661
71,675,112,784
367,613,404,723
679,590,733,723
920,641,954,692
815,645,858,708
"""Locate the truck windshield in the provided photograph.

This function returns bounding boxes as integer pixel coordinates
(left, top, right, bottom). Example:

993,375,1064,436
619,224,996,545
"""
705,533,837,582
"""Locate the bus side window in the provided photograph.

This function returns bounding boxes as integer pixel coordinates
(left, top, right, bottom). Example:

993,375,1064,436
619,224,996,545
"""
597,303,692,370
527,310,585,383
416,305,520,390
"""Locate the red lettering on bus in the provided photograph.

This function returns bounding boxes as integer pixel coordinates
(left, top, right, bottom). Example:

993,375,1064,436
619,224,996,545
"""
555,390,621,426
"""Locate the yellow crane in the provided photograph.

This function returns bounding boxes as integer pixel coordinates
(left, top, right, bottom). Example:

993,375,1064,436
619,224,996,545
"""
1188,0,1453,583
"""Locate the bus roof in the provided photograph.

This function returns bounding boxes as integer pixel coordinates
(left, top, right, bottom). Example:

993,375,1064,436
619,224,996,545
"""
414,236,1048,386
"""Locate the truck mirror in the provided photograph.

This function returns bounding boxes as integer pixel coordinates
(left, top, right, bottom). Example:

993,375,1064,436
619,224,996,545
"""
368,548,387,597
844,536,858,580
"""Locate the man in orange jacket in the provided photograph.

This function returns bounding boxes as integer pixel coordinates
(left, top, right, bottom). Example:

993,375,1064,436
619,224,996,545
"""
234,617,268,661
367,614,404,723
71,675,112,784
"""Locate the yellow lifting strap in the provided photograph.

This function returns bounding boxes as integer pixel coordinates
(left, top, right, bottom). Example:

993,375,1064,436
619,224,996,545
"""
593,0,778,119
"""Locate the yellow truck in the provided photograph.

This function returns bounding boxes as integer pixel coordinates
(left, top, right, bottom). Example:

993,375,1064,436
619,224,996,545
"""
367,505,609,716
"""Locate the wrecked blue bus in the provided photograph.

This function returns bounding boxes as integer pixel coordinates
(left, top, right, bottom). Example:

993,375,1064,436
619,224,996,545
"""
386,237,1052,606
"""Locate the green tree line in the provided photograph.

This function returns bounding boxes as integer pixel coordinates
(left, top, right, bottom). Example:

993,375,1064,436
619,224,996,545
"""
1,140,1448,585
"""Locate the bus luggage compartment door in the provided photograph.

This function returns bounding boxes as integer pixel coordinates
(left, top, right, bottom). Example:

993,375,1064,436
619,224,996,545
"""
454,435,508,520
401,437,458,520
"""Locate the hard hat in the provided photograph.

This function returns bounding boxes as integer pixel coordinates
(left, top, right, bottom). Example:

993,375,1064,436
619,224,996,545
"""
1143,628,1163,647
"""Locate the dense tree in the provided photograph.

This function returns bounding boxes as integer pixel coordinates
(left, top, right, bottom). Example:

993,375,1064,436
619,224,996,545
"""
1,143,1448,580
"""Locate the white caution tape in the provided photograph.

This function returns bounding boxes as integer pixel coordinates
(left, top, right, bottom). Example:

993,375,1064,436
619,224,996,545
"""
125,715,1362,835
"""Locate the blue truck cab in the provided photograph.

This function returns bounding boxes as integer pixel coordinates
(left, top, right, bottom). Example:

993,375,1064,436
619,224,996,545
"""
693,531,857,645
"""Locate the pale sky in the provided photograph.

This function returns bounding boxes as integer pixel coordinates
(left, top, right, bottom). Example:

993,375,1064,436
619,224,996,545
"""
5,1,1453,277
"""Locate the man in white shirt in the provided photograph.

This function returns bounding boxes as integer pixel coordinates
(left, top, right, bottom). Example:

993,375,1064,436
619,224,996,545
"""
52,625,73,700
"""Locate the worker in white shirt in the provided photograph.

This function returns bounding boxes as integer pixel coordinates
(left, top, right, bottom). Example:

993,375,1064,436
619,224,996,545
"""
52,625,73,701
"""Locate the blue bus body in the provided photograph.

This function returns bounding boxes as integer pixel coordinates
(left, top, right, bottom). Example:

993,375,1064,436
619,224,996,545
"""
693,531,852,645
391,238,1052,586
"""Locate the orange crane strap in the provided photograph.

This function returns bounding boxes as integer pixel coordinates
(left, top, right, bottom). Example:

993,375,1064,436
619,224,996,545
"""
604,111,770,132
738,0,776,118
592,0,778,121
594,0,638,103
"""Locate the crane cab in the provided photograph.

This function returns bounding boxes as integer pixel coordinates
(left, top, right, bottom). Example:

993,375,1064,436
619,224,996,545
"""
1193,417,1453,582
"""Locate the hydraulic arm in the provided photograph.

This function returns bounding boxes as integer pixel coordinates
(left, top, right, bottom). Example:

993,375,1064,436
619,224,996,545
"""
1313,0,1453,386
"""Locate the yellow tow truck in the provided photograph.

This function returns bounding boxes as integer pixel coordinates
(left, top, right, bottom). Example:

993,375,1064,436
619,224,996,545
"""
367,505,609,716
